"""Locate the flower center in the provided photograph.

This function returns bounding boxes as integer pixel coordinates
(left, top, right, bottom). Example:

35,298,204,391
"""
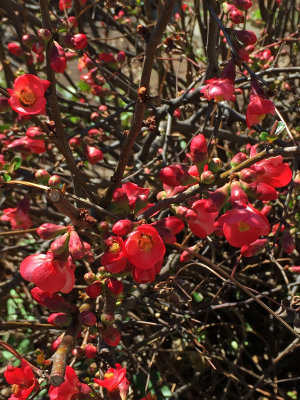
104,372,115,379
237,221,250,232
19,89,36,106
11,384,20,394
110,242,120,254
139,234,153,252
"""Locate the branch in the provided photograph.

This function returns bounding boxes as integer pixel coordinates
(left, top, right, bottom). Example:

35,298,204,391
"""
50,313,81,386
102,0,177,206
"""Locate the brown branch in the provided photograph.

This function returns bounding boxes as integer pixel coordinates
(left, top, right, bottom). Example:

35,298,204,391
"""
102,0,177,206
50,313,81,386
39,0,96,203
204,0,220,80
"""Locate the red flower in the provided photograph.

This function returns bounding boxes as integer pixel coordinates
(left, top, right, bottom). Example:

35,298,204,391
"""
71,33,88,50
124,225,165,270
132,258,163,283
246,79,275,127
7,74,50,115
250,155,292,188
122,182,149,210
94,363,129,399
49,366,90,400
4,359,38,400
217,202,270,247
187,199,218,238
101,236,127,273
246,94,275,127
59,0,72,11
20,252,75,293
85,145,103,164
1,199,32,230
50,42,67,73
201,59,235,102
151,216,184,244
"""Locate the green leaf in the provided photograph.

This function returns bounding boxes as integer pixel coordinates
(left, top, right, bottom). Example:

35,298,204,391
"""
274,121,286,136
77,80,91,92
259,131,278,142
161,385,172,397
3,173,11,182
12,156,22,171
193,292,203,302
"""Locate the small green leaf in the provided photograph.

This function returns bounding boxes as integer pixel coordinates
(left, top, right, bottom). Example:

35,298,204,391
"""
161,385,172,397
259,131,269,141
12,156,22,171
193,292,203,302
3,173,11,182
274,121,286,136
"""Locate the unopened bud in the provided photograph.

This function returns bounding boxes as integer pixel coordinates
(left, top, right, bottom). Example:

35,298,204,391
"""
35,169,50,185
48,174,61,189
200,170,215,184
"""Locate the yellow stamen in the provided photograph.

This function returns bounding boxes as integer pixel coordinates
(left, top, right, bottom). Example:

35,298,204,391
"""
104,372,115,379
237,221,250,232
19,89,36,106
110,242,120,253
139,234,153,251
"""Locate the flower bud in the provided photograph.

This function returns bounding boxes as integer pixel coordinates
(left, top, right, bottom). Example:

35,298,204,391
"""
117,51,126,63
190,134,208,166
200,170,215,184
98,221,109,232
81,311,97,326
35,169,50,185
238,168,257,183
205,183,230,212
207,158,222,173
112,219,134,236
106,278,124,297
72,347,84,357
26,126,45,139
230,152,248,167
52,336,62,352
85,146,103,164
37,223,67,240
241,239,268,257
22,34,37,47
84,272,96,284
38,29,52,42
84,344,97,359
230,181,248,204
68,230,84,259
48,175,61,189
72,33,88,50
7,42,24,57
102,326,121,347
50,41,67,73
31,40,44,55
50,232,70,256
282,229,295,254
69,137,81,149
233,29,257,45
180,246,196,263
48,312,71,327
86,281,102,298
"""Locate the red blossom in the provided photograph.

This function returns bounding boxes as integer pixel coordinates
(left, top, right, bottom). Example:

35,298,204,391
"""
20,252,75,293
101,236,127,273
201,59,236,102
102,325,121,347
151,216,184,243
49,366,90,400
1,199,32,230
250,155,292,188
217,202,270,247
4,359,38,400
246,79,275,127
50,42,67,73
7,137,46,154
7,74,50,115
124,225,165,270
187,199,218,239
94,363,129,398
132,258,163,283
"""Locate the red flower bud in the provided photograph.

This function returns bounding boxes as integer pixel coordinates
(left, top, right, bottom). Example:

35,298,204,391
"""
241,238,268,257
38,29,52,42
52,336,62,352
102,326,121,347
231,152,248,167
190,134,208,165
201,170,215,184
48,312,71,327
84,344,97,359
69,137,81,149
7,42,24,57
84,272,96,284
26,126,45,139
81,311,97,326
117,51,126,63
50,42,67,73
35,169,50,185
22,34,37,47
230,181,248,204
106,278,124,296
31,40,45,55
112,219,134,236
233,29,257,45
86,281,102,298
85,146,103,164
48,175,61,189
282,229,295,254
50,232,70,256
68,230,84,259
37,223,68,240
72,33,88,50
